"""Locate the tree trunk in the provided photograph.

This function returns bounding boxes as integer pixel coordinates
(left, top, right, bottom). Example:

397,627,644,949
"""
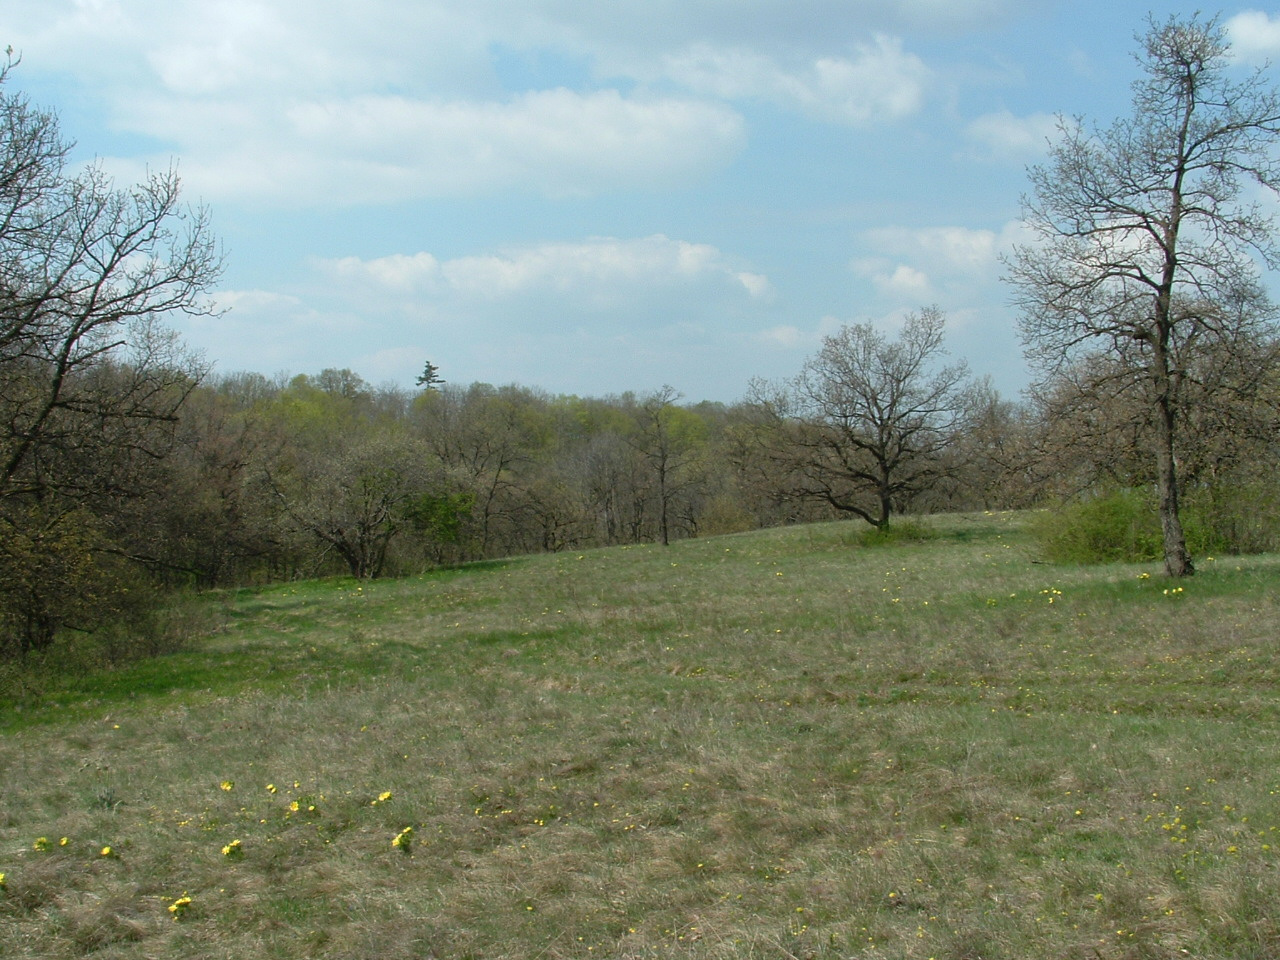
1153,372,1194,577
658,460,670,546
876,461,893,529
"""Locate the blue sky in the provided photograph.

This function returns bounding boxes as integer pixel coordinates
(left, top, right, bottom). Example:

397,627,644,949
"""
7,1,1280,402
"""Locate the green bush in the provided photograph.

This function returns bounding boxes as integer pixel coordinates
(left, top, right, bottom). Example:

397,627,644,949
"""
0,504,179,661
1185,482,1280,555
854,518,938,547
1032,484,1280,565
1030,489,1162,564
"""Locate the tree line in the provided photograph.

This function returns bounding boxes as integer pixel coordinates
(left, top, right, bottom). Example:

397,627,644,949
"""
4,14,1280,661
5,316,1277,660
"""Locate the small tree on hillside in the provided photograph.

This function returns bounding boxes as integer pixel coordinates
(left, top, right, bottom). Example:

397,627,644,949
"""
748,307,973,530
416,361,445,390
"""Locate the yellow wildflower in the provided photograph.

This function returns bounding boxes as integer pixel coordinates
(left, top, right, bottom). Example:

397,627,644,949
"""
168,894,192,920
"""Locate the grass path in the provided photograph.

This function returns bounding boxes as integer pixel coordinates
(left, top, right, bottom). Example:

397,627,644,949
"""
3,512,1280,958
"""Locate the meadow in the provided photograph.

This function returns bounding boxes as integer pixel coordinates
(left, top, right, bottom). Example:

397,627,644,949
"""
2,511,1280,959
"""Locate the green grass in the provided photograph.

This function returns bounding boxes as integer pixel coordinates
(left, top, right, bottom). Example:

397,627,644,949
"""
4,511,1280,958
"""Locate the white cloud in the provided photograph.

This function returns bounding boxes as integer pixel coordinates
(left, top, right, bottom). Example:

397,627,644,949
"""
144,2,293,95
182,285,375,378
858,224,1022,276
12,0,496,96
872,263,933,298
662,35,928,125
519,0,1018,54
326,253,442,291
210,288,304,313
199,235,779,399
736,272,771,298
891,0,1011,27
964,110,1058,161
118,88,745,204
1227,11,1280,63
323,235,771,301
755,324,804,348
12,1,749,205
848,222,1030,325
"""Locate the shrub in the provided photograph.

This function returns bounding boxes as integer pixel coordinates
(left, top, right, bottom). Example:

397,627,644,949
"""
854,518,938,547
0,505,129,657
1031,484,1280,565
1029,489,1162,564
1185,481,1280,555
0,503,204,664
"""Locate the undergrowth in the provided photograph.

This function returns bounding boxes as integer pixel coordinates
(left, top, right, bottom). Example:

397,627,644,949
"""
1030,485,1280,564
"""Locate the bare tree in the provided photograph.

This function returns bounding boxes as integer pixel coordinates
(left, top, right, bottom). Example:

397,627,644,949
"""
626,386,708,545
267,429,431,579
749,307,973,530
1004,14,1280,576
0,56,221,654
0,55,221,502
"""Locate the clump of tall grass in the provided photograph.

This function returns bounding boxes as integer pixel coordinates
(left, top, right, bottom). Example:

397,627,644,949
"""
853,517,938,547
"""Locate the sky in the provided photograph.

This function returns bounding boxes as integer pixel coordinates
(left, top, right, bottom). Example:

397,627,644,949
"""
6,1,1280,403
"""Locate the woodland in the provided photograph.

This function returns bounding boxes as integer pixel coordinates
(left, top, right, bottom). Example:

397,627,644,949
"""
4,14,1280,662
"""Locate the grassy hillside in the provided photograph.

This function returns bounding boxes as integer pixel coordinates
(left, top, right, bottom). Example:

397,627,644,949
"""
3,512,1280,959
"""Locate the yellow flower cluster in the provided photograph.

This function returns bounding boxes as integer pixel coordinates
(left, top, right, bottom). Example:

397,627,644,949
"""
168,893,193,920
392,826,414,854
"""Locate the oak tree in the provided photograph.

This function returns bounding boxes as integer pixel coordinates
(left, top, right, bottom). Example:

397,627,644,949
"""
748,307,973,530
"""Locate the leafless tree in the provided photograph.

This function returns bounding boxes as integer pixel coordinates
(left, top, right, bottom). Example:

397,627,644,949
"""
748,307,973,530
626,386,708,545
0,55,221,502
267,429,431,579
0,55,221,654
1004,14,1280,576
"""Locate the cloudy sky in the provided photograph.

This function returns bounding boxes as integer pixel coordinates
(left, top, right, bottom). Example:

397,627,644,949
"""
6,1,1280,402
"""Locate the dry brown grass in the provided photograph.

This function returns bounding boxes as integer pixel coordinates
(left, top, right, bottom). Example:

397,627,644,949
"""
3,513,1280,958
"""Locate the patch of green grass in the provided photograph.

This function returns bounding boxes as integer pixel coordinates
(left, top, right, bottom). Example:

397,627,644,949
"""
4,512,1280,958
853,516,941,547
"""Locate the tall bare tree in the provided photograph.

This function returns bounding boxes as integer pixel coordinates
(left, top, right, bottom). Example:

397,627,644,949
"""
1004,14,1280,576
